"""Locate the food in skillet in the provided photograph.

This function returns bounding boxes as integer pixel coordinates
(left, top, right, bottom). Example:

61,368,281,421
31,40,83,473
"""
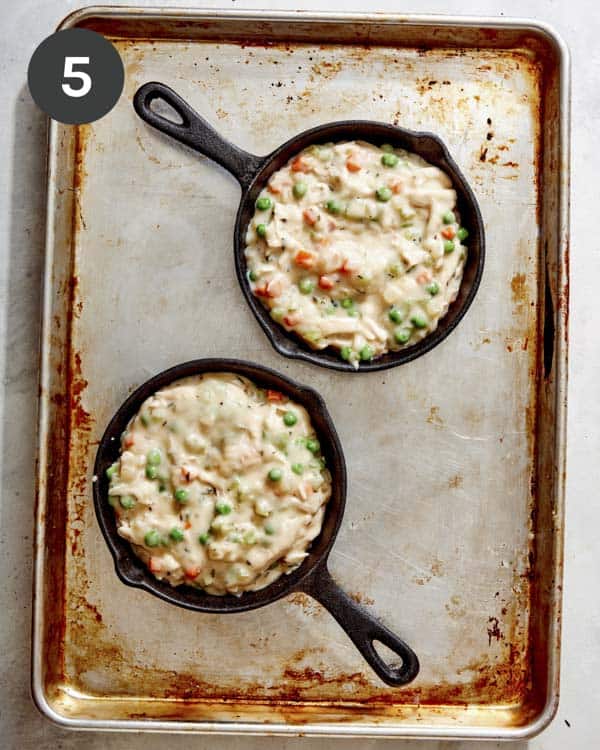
244,141,469,367
105,373,331,595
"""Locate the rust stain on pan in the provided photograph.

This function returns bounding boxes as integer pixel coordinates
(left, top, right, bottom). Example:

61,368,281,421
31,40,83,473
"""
61,567,530,712
42,126,97,701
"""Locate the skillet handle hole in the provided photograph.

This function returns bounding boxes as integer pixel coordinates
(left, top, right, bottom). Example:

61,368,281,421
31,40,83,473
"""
372,638,405,672
149,97,185,126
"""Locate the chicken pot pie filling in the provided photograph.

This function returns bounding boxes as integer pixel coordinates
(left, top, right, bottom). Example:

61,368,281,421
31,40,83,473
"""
244,140,468,367
106,374,331,595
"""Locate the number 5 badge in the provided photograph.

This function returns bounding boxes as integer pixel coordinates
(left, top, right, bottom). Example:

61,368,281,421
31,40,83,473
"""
28,28,124,125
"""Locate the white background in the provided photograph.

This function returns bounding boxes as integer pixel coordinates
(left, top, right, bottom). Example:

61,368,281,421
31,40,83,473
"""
0,1,596,748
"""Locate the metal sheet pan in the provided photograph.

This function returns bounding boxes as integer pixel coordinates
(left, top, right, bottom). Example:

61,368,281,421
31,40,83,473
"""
32,6,569,739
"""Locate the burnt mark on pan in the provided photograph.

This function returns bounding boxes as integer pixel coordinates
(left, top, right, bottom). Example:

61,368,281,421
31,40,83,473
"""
487,616,504,646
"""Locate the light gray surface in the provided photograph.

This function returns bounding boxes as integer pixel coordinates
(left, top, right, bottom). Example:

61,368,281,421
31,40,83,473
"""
0,0,594,749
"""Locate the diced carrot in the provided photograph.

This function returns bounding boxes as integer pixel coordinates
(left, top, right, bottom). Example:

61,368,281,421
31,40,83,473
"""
291,156,310,173
416,270,433,284
441,226,456,239
339,258,358,275
318,275,335,290
267,389,284,402
184,566,201,580
328,220,337,231
184,520,192,530
346,157,361,172
303,208,319,226
267,182,281,195
283,313,300,327
148,556,162,573
255,280,282,298
294,250,315,269
123,435,134,448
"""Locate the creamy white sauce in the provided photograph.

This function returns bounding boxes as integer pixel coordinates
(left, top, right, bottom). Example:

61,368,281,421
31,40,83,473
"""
244,140,468,367
107,374,331,595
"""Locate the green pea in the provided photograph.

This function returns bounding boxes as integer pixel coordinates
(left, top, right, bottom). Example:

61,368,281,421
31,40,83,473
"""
215,501,232,515
381,143,394,153
347,309,359,317
326,199,343,214
256,196,272,211
119,495,136,510
243,530,257,545
256,223,267,238
169,528,184,542
144,530,160,547
145,465,158,480
381,153,399,167
264,522,276,535
270,308,284,322
198,532,210,545
341,298,354,309
359,345,374,361
444,240,455,254
376,186,392,202
293,181,307,198
174,488,189,504
268,468,283,482
457,227,469,241
394,327,411,344
140,413,150,427
108,495,118,507
388,307,403,323
158,482,167,493
306,438,320,454
147,448,161,466
304,330,321,343
411,313,428,329
248,269,259,283
426,281,440,296
442,210,456,224
292,463,304,475
106,462,118,480
340,346,353,361
299,277,315,294
283,411,298,427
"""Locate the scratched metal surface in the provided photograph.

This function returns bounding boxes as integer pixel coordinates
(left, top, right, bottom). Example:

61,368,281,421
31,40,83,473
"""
32,8,569,739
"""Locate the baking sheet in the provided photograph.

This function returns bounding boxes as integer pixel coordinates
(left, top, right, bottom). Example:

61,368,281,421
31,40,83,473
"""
32,7,569,739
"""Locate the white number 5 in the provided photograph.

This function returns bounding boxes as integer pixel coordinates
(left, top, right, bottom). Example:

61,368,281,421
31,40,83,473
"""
62,56,92,98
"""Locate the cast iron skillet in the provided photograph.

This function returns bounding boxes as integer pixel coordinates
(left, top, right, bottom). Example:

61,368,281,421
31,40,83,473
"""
133,83,485,373
93,358,419,686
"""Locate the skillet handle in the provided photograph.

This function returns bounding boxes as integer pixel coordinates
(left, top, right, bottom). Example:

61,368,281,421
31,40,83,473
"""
300,563,419,686
133,82,263,189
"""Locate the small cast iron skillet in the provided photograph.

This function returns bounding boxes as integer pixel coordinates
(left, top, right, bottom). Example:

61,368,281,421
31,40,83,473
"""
133,83,485,373
93,358,419,686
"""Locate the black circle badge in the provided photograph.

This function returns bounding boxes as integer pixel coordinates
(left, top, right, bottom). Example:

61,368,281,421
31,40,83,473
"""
28,28,124,125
